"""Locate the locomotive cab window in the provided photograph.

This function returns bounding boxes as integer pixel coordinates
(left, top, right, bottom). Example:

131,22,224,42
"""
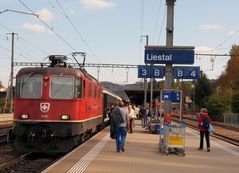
15,76,21,98
50,76,74,99
75,78,82,98
20,75,43,98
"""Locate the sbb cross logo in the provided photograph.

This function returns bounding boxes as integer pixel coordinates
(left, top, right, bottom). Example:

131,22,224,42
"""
40,102,50,113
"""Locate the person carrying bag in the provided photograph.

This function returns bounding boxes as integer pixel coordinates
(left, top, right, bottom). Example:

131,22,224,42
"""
197,108,212,152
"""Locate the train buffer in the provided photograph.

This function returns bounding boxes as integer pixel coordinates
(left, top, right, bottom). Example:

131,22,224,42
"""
43,120,239,173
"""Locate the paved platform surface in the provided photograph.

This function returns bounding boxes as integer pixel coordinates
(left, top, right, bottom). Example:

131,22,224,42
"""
0,114,13,121
43,120,239,173
0,114,13,127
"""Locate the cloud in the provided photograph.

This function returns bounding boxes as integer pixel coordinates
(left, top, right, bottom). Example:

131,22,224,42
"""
81,0,116,9
37,8,54,21
199,24,224,31
195,46,215,54
22,23,45,32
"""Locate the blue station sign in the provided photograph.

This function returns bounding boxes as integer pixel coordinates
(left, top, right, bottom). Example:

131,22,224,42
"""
138,65,151,78
173,66,200,79
162,90,180,102
150,66,164,78
138,65,164,78
144,46,195,64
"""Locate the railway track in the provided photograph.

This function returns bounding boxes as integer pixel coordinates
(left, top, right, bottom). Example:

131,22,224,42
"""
0,152,63,173
0,123,108,173
0,126,13,144
172,115,239,146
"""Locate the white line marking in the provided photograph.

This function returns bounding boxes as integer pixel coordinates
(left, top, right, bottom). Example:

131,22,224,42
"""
67,134,110,173
41,130,109,173
186,127,239,156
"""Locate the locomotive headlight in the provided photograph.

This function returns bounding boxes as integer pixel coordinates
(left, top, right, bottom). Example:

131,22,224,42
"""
20,114,29,119
61,114,70,120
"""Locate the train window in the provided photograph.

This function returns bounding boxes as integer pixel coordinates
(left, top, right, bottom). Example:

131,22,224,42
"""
75,78,82,98
88,82,92,97
83,80,85,97
50,76,74,99
94,85,97,98
20,76,43,98
98,88,101,99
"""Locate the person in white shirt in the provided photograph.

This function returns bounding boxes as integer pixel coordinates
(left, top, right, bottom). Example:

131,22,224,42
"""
128,104,136,133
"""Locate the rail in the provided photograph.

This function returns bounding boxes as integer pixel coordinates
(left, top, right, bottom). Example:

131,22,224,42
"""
172,115,239,147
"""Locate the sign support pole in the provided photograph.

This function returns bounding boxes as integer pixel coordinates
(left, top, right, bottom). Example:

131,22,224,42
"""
150,70,153,117
164,0,176,115
141,35,149,106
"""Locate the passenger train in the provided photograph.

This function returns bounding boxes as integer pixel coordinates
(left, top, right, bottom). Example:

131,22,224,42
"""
13,55,121,153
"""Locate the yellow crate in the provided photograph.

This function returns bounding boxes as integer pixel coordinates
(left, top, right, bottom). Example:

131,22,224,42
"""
168,135,184,146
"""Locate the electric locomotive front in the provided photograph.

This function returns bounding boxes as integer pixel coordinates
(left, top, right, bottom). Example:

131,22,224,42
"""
13,55,104,153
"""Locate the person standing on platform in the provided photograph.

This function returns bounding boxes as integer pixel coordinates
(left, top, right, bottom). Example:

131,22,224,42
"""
134,105,140,120
139,104,147,128
111,101,129,152
197,108,211,152
128,104,136,133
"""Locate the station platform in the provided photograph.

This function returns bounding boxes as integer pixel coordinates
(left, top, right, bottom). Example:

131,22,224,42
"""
0,113,13,127
43,120,239,173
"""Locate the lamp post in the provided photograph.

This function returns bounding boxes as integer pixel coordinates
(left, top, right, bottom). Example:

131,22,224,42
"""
0,9,39,17
141,35,149,106
191,84,195,115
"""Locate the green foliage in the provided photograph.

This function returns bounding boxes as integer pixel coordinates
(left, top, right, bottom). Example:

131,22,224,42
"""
195,73,212,108
231,92,239,113
213,87,233,113
218,45,239,89
206,97,225,122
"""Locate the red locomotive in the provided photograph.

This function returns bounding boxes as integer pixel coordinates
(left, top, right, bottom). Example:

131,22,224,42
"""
13,55,120,153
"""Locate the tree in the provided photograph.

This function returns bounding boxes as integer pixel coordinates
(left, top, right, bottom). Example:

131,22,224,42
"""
195,73,212,108
231,92,239,113
218,45,239,90
206,96,225,121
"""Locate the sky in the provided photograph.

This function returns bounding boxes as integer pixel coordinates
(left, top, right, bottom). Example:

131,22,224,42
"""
0,0,239,87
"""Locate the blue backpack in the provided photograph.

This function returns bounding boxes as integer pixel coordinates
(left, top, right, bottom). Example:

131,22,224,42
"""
201,117,210,129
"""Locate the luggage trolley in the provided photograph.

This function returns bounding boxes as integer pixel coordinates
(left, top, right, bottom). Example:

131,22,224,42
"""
160,123,186,156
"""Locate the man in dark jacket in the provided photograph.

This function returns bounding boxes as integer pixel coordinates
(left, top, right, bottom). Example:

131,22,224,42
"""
110,102,124,139
110,101,129,152
198,108,212,152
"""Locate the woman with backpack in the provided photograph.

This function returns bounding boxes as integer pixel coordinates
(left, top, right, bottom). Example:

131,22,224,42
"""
197,108,212,152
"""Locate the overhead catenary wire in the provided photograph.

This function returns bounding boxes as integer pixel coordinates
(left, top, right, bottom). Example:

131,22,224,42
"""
156,8,166,44
55,0,102,63
18,0,77,52
0,23,49,59
49,0,118,82
0,34,36,62
0,45,35,61
214,28,239,50
140,0,145,36
152,0,163,44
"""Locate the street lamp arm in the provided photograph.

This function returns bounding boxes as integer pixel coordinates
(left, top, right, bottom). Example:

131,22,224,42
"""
0,9,8,14
0,9,39,18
